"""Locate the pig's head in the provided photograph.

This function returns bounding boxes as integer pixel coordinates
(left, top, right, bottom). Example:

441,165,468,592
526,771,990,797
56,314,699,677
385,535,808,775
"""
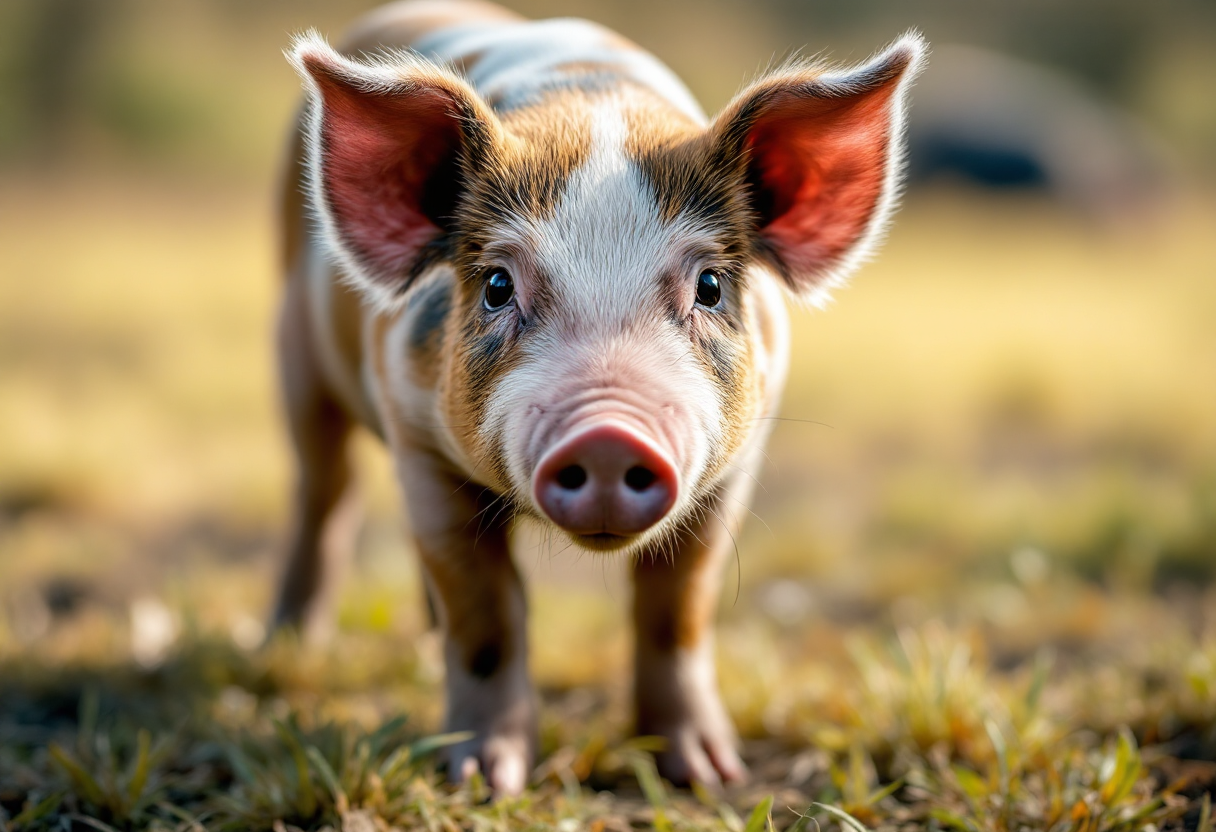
291,32,924,554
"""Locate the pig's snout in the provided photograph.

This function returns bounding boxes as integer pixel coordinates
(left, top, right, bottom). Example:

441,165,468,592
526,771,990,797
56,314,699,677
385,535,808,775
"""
533,422,678,540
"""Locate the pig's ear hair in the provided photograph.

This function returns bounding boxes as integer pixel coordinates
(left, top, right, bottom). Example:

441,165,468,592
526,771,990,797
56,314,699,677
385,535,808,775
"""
288,31,503,307
712,33,926,303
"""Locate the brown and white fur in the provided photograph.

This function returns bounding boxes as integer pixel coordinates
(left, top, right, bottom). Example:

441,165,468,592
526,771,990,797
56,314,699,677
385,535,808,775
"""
273,0,924,794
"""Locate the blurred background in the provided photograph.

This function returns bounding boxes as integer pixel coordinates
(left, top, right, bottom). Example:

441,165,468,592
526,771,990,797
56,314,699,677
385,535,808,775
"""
1,0,1214,730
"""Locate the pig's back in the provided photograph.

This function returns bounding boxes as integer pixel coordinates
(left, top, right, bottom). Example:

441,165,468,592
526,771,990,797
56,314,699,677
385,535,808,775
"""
340,0,705,123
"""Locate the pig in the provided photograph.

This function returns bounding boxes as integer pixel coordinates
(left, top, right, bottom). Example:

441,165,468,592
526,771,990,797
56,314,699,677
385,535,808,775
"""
272,0,924,795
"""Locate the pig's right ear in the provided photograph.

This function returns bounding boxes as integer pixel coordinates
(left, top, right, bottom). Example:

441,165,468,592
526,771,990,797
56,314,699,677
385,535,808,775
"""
711,35,926,304
289,32,502,306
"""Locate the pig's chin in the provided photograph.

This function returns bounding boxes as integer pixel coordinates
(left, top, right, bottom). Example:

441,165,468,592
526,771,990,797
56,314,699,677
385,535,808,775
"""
557,520,678,556
569,531,638,553
566,525,675,554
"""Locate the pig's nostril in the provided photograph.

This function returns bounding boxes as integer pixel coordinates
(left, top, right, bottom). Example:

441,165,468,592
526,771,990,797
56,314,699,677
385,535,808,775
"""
555,465,587,490
624,466,657,492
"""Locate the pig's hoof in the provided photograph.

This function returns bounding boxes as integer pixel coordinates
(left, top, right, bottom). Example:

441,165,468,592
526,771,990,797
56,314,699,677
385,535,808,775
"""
652,722,747,789
447,729,533,796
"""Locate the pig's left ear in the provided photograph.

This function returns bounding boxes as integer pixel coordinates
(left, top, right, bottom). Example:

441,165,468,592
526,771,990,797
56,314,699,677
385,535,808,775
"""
289,32,503,307
712,34,926,301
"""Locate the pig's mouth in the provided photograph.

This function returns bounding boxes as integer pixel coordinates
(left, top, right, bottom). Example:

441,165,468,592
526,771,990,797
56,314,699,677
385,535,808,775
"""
572,531,634,552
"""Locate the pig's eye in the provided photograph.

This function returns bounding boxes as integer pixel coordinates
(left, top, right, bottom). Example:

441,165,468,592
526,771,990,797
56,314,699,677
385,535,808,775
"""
483,268,515,310
695,270,722,308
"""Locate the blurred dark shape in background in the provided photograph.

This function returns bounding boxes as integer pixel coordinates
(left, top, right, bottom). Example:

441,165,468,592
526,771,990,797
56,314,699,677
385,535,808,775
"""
907,45,1173,224
5,0,108,163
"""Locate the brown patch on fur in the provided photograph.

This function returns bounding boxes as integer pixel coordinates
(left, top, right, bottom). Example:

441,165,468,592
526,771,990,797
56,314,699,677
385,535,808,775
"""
688,311,759,495
627,106,746,225
471,90,596,222
436,281,521,494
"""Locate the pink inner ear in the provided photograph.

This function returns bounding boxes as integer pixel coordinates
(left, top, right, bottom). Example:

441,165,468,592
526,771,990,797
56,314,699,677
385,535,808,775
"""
314,72,462,287
748,87,897,282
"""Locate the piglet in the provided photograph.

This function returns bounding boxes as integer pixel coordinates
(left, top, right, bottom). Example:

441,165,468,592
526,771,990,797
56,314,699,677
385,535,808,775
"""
272,0,924,795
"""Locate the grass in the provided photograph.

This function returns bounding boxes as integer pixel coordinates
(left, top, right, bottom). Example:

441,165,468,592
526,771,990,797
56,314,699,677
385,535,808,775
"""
1,172,1215,829
1,619,1213,830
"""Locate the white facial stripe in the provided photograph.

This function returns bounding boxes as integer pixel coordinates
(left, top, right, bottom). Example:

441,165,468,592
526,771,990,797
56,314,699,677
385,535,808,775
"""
474,103,729,547
522,103,708,328
413,19,705,122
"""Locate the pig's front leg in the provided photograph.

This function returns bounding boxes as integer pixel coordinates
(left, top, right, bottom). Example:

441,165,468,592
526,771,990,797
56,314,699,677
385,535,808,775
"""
398,450,536,795
632,481,749,788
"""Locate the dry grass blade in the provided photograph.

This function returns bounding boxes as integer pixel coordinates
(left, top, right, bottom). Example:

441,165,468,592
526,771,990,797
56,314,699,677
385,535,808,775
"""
811,802,872,832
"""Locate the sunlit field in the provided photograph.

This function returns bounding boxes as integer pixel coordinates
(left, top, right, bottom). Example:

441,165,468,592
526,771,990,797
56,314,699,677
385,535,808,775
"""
2,0,1215,827
2,169,1214,829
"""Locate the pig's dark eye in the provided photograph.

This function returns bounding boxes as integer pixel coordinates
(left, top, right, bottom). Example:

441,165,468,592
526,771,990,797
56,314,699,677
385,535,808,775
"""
695,270,722,308
483,269,514,310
